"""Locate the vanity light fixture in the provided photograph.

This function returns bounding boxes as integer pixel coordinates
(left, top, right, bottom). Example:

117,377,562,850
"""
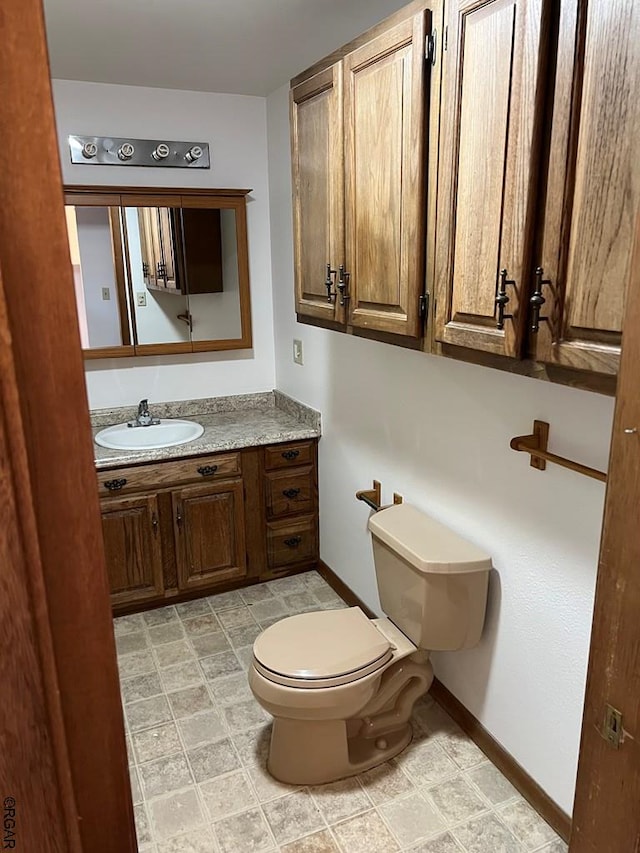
68,135,210,168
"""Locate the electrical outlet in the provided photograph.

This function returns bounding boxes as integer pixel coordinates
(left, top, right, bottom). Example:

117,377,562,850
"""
136,292,147,307
293,339,303,365
101,287,110,301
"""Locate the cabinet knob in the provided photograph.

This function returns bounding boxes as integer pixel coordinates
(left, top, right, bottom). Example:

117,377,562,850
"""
197,465,218,477
104,478,127,491
176,508,183,527
282,488,301,499
284,536,303,548
151,513,158,535
281,450,300,461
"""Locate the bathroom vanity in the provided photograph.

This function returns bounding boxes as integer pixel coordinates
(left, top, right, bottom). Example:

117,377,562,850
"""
93,392,320,614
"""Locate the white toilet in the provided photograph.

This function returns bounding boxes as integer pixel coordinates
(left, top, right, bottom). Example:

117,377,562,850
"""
249,503,492,785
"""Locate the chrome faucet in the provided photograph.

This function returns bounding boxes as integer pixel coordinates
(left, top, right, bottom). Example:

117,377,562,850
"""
128,399,160,428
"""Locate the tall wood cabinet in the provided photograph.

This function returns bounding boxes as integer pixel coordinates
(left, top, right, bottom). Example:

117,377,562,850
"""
291,3,435,342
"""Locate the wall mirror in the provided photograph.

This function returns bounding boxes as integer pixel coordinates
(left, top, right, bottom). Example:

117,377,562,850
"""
64,187,252,358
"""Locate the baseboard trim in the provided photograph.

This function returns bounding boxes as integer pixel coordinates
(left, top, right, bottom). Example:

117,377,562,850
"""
317,559,572,844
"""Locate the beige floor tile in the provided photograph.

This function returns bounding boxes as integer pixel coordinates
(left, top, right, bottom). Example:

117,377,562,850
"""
167,684,214,719
182,613,223,637
310,585,343,605
175,598,213,620
177,710,227,749
234,645,255,671
126,734,135,766
116,630,149,655
139,753,193,798
148,789,206,841
262,789,325,845
537,841,568,853
160,662,204,693
187,737,240,783
118,649,157,679
126,695,172,733
154,640,196,669
207,590,245,612
209,672,253,706
280,829,340,853
332,809,400,853
121,672,163,704
379,791,445,847
409,831,465,852
130,766,142,805
439,730,487,770
200,769,257,820
358,760,414,805
398,739,459,785
453,813,524,853
213,807,274,853
223,698,270,732
190,632,231,659
134,803,153,845
427,775,488,825
133,722,183,763
148,622,186,646
232,723,272,766
156,826,216,853
467,763,519,806
218,606,257,630
247,762,300,803
497,800,558,850
310,777,371,824
144,607,179,627
282,592,319,613
240,583,276,604
200,651,243,681
248,598,289,622
114,613,145,635
411,698,459,737
225,623,263,648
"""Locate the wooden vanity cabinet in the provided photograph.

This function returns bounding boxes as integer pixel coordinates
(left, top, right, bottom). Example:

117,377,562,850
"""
291,3,434,343
98,439,319,612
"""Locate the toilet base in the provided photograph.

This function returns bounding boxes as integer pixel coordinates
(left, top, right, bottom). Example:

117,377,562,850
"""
267,716,413,785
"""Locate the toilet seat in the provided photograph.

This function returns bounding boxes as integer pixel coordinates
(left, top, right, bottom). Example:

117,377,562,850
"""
252,607,393,689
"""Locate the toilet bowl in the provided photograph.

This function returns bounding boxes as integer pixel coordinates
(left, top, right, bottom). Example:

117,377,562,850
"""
249,503,492,785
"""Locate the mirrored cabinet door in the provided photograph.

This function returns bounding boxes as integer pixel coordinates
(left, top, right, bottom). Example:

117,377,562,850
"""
64,188,253,358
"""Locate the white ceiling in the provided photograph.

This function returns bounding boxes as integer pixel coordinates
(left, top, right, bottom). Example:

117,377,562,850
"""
43,0,409,97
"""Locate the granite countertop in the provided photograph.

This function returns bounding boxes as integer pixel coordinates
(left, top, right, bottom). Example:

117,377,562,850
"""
92,391,321,470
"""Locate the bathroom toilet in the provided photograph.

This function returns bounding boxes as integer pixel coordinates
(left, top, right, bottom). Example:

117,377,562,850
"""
249,503,492,785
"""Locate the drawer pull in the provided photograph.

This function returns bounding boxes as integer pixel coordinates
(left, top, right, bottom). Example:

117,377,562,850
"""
104,478,127,491
282,488,301,500
197,464,218,477
284,536,303,548
151,513,158,535
281,450,300,461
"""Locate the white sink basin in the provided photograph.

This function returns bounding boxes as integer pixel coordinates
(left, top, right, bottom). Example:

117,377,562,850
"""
95,419,204,451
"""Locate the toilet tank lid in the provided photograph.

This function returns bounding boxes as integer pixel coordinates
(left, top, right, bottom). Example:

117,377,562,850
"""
368,504,492,574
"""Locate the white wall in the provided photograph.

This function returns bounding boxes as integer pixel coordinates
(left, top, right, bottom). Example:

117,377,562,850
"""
266,83,615,815
52,79,276,408
75,206,122,347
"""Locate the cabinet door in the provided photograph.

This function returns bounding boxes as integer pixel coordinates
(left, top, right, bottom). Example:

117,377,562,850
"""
291,63,345,324
174,480,247,591
435,0,548,357
534,0,640,375
100,495,164,606
344,11,429,338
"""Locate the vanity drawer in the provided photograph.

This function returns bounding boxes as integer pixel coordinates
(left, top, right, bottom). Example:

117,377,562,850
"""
266,516,318,568
264,466,316,519
97,452,242,496
264,441,315,471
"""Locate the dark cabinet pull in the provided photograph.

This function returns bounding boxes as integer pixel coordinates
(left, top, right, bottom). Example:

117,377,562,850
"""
151,513,158,535
325,263,337,303
495,269,515,330
104,478,127,491
197,465,218,477
284,536,303,548
530,267,551,333
337,264,351,306
282,488,301,500
281,450,300,461
176,508,183,528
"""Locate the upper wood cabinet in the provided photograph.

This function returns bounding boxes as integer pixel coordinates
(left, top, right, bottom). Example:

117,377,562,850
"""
291,2,435,343
434,0,548,358
533,0,640,376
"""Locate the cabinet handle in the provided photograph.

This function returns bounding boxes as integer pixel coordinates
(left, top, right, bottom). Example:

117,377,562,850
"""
281,450,300,461
104,478,127,491
336,265,351,306
530,267,551,333
282,488,301,499
176,508,183,528
197,465,218,477
325,263,337,303
495,269,515,330
284,536,303,548
151,513,158,535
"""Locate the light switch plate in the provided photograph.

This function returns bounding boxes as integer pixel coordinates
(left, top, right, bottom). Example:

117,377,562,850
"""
101,287,110,301
136,292,147,307
293,339,303,365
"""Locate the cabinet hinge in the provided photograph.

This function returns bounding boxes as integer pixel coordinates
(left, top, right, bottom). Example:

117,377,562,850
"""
425,30,437,65
419,293,430,321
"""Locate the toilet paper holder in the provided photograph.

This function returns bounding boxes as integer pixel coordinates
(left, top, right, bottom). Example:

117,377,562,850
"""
356,480,403,513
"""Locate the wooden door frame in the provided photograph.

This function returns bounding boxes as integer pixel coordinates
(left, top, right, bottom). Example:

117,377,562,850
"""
570,217,640,850
0,0,136,850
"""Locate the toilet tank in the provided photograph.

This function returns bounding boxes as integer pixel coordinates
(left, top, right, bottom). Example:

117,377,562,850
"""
368,504,492,650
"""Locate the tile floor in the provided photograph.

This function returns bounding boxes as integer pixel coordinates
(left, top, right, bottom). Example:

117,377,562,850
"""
115,571,567,853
